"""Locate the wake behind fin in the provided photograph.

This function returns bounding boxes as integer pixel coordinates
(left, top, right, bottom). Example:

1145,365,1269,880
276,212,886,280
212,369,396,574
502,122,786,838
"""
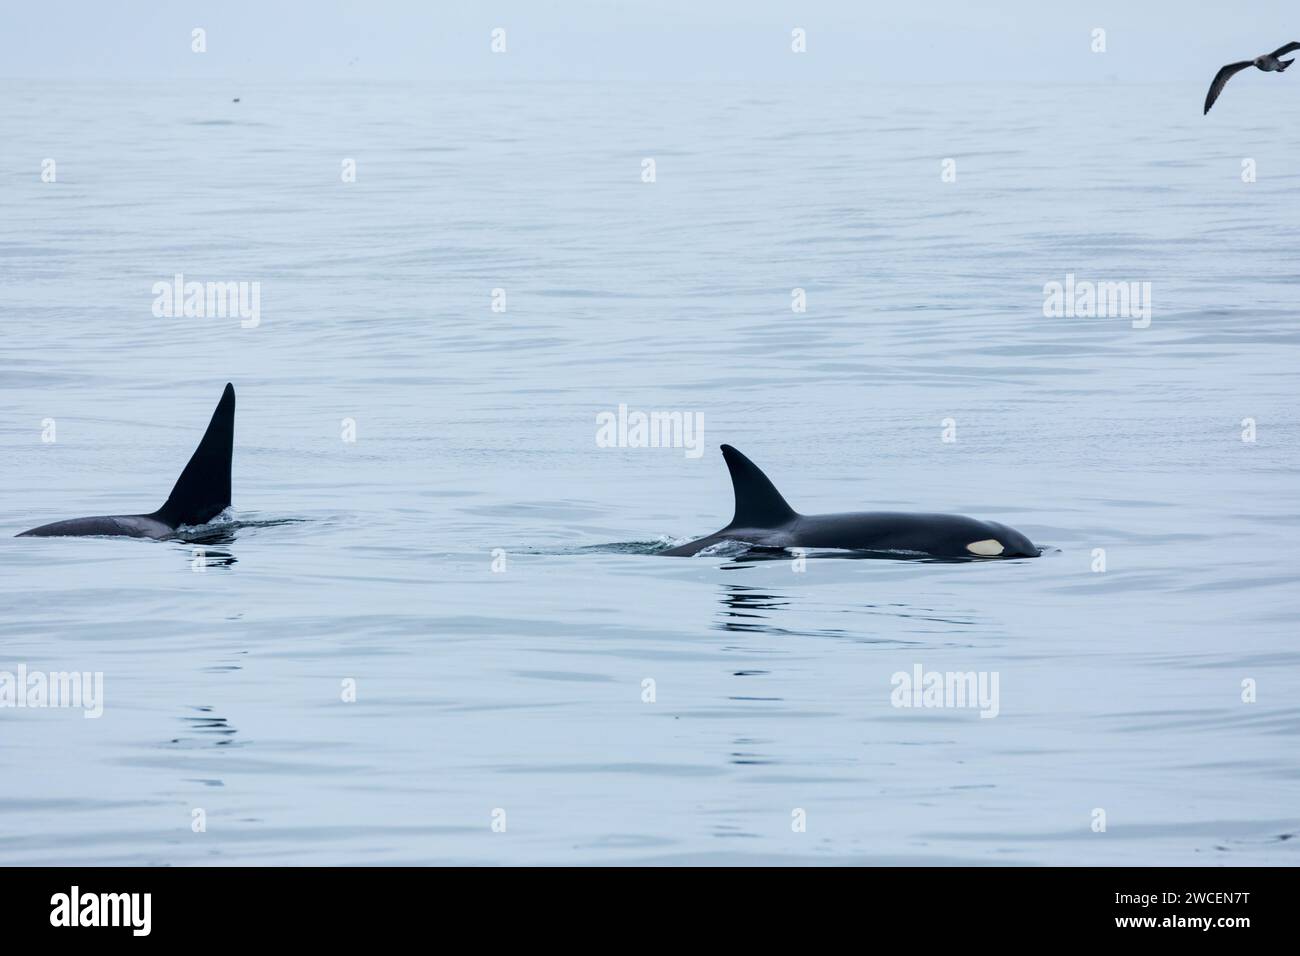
720,445,797,529
152,383,235,528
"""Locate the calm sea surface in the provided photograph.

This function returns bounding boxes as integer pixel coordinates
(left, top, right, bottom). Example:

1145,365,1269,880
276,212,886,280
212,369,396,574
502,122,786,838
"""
1,79,1298,864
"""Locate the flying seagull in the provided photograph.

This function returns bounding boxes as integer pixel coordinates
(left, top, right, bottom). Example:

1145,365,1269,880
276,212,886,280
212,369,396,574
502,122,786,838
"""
1204,41,1299,114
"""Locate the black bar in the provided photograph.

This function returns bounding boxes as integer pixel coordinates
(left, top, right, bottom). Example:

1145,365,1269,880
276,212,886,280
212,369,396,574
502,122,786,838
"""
0,866,1281,941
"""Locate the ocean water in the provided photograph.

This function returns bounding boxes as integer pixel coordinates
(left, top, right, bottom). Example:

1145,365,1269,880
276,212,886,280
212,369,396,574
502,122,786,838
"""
1,79,1298,865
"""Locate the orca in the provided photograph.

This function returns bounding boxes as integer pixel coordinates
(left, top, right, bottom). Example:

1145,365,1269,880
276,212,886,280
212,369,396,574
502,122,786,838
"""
16,384,235,540
659,445,1040,559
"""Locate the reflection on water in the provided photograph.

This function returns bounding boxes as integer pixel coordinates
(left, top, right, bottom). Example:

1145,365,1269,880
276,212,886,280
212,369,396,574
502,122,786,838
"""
172,515,315,566
169,707,239,748
178,545,237,569
714,583,972,638
717,585,790,632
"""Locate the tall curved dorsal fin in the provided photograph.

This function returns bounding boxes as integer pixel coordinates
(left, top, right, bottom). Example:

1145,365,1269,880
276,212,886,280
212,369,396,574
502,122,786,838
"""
721,445,796,529
152,383,235,528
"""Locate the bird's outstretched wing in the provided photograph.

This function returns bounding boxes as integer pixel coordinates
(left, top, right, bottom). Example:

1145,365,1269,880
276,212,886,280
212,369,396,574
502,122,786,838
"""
1270,41,1300,58
1204,60,1254,114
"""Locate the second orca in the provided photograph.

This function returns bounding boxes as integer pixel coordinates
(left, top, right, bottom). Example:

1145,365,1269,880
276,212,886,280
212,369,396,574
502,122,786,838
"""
660,445,1040,559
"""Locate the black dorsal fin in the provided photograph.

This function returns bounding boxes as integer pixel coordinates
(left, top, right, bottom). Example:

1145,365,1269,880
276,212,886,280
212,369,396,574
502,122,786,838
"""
153,384,235,528
721,445,797,529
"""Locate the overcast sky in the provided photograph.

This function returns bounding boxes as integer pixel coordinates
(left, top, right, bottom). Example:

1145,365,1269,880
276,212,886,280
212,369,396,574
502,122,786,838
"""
1,1,1296,84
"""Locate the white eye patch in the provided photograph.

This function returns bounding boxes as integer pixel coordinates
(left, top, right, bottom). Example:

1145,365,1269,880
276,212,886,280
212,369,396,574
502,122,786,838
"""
966,539,1005,556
